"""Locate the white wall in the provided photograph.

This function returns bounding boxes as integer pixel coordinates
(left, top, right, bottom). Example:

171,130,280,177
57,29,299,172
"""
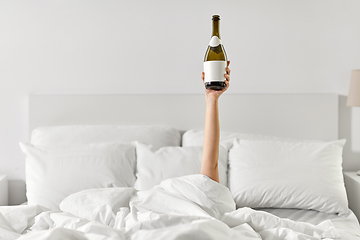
1,0,360,204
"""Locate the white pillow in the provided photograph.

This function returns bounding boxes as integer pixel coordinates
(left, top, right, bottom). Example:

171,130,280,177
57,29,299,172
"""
134,142,228,190
31,125,181,150
228,138,349,216
19,142,136,210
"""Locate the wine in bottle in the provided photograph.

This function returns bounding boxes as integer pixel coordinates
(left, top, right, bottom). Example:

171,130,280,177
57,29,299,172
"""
204,15,228,90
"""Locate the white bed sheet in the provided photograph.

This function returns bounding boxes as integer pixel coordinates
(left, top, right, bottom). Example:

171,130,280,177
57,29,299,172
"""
261,208,360,239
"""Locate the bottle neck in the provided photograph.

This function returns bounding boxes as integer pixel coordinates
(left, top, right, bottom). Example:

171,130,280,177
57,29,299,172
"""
212,20,220,38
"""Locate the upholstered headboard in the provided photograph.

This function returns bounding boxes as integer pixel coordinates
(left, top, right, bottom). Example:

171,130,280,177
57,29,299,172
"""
29,94,338,141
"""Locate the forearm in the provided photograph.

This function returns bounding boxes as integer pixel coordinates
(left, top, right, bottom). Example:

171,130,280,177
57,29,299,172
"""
201,97,220,182
200,60,230,183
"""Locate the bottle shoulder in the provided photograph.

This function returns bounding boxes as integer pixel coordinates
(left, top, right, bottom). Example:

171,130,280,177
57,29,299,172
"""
204,45,227,61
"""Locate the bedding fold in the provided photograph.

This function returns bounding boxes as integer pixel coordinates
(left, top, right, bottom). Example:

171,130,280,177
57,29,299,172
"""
0,174,358,240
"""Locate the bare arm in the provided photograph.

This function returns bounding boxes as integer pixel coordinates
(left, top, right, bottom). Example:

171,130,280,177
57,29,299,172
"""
201,61,230,182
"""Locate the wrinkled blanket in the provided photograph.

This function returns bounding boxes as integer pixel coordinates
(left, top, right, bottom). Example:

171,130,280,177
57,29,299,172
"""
0,174,358,240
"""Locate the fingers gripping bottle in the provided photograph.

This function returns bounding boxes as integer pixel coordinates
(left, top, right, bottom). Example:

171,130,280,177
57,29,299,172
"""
204,15,228,90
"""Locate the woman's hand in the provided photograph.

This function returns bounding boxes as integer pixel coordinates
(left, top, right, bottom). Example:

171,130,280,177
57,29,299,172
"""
201,60,230,102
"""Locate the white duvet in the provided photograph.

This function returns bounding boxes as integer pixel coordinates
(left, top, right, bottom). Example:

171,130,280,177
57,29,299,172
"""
1,174,359,240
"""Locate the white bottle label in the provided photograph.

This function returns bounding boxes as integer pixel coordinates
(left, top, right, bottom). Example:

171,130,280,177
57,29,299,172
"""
209,36,222,47
204,61,227,82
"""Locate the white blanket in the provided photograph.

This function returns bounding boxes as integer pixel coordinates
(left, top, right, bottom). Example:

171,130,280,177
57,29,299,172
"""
0,174,358,240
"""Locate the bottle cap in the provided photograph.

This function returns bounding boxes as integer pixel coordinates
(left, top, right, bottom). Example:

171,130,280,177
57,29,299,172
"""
212,15,220,20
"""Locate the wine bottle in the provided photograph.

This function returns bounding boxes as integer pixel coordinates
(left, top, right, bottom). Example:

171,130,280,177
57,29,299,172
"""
204,15,228,90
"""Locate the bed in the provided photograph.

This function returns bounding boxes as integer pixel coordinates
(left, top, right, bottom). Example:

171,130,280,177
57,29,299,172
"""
1,94,360,240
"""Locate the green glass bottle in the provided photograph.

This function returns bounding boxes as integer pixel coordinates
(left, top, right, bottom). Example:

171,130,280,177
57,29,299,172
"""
204,15,228,90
